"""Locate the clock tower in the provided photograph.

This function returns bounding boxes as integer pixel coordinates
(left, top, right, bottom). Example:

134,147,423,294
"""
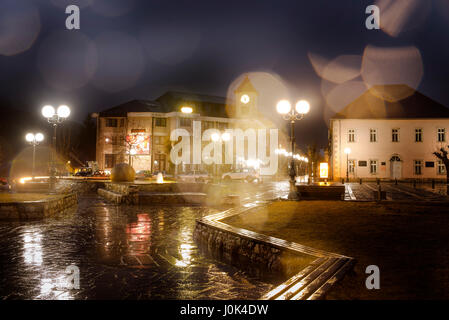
233,75,258,119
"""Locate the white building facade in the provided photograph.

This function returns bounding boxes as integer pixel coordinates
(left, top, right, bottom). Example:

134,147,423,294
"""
330,85,449,181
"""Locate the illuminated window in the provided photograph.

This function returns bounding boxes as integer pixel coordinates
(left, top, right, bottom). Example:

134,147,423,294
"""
438,160,446,175
415,128,423,142
348,160,355,174
370,160,377,174
370,129,377,142
392,128,399,142
348,129,355,142
438,128,446,142
414,160,423,175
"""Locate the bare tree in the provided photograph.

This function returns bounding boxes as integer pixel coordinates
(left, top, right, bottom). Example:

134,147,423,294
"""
433,147,449,195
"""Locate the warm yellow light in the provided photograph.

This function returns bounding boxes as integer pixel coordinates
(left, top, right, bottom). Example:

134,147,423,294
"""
320,163,329,179
276,100,291,114
211,133,220,142
344,147,351,155
35,133,44,142
240,94,250,104
221,132,231,141
296,100,310,114
181,106,193,114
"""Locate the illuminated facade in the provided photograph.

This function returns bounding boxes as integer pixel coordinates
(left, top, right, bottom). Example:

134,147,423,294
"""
94,76,284,174
330,85,449,180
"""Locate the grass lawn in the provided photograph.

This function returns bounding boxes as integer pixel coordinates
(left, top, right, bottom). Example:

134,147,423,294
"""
0,193,60,203
222,200,449,299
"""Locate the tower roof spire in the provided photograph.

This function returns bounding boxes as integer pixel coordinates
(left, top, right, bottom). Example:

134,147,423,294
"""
234,75,258,93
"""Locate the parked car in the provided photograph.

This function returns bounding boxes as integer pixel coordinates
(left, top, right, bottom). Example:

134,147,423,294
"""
0,177,10,191
222,168,259,182
74,167,93,177
135,170,152,180
93,170,110,177
177,171,211,183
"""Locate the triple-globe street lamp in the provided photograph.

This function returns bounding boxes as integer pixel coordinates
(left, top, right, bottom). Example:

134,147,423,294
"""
25,132,44,179
41,104,71,193
277,99,310,200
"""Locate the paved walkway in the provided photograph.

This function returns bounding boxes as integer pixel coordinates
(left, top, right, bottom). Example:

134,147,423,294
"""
345,182,449,201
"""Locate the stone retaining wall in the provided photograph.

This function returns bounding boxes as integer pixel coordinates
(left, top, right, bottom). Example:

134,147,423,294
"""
0,193,78,220
194,222,284,273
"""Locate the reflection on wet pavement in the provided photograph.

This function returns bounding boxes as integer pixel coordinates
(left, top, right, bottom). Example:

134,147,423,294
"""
0,182,289,300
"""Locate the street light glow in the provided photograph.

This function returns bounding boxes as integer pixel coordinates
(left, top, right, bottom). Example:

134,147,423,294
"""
57,105,71,118
181,106,193,114
240,94,250,104
42,105,55,118
296,100,310,114
344,147,351,154
25,133,35,142
276,100,291,114
211,133,220,142
35,133,44,142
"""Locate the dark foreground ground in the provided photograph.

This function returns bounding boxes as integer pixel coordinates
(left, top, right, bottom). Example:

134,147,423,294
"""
223,200,449,299
0,195,280,300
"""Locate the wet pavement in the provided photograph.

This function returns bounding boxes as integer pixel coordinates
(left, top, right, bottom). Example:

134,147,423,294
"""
0,182,288,300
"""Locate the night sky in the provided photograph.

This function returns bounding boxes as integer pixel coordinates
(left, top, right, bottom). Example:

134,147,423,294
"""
1,0,449,148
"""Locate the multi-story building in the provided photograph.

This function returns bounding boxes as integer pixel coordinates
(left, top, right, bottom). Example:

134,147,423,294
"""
94,76,286,174
330,84,449,180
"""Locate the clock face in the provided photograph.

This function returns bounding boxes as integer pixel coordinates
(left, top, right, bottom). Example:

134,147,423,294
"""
240,94,250,104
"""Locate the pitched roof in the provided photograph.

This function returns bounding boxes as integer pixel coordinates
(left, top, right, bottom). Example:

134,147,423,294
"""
333,84,449,119
156,91,229,118
99,100,164,117
234,75,257,93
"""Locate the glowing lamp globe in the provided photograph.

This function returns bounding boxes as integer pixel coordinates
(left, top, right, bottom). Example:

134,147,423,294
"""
57,105,71,118
42,105,55,118
296,100,310,114
211,133,220,142
35,133,44,142
344,147,351,155
276,100,291,115
222,132,231,141
25,133,35,142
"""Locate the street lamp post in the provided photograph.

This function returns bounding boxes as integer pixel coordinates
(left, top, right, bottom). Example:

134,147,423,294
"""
277,99,310,200
42,105,71,193
344,147,351,183
25,133,44,179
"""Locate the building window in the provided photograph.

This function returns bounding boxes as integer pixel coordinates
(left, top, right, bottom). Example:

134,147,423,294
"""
155,118,166,127
415,128,423,142
438,128,446,142
414,160,423,175
180,118,191,127
348,129,355,143
105,118,118,127
392,128,399,142
154,154,166,172
370,129,377,142
438,160,446,175
370,160,377,174
105,154,116,168
120,118,125,127
348,160,355,174
203,121,214,130
217,122,227,130
154,136,166,145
